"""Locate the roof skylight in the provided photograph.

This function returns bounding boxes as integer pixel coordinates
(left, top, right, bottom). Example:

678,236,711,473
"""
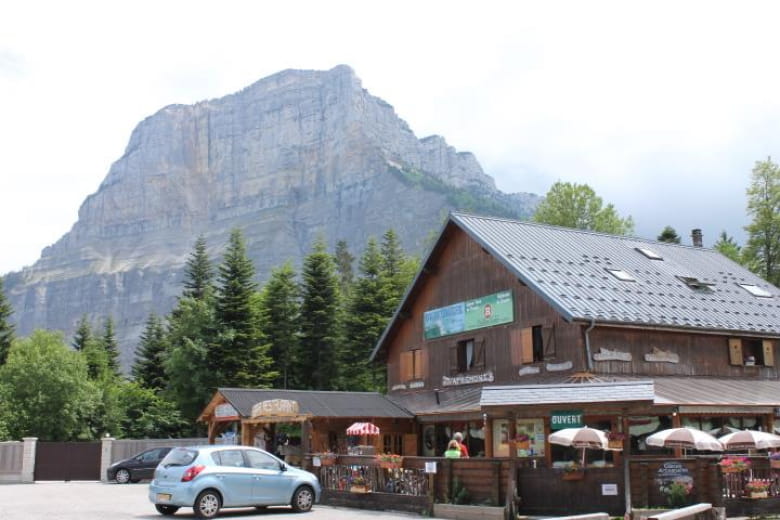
636,247,663,260
606,268,636,282
677,276,715,293
737,283,773,298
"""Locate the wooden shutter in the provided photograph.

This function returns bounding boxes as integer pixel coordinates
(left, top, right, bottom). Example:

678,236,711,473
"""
510,329,524,365
763,340,775,367
449,346,459,374
400,351,413,382
413,349,428,379
521,327,534,364
543,326,556,357
474,340,486,369
728,338,743,366
402,434,418,456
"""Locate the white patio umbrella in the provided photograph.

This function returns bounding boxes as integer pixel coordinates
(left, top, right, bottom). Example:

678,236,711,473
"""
718,430,780,450
549,427,611,450
646,427,723,451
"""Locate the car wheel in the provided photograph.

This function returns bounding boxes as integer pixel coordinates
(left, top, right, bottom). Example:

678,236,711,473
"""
194,489,222,519
115,468,131,484
291,485,314,513
155,504,180,515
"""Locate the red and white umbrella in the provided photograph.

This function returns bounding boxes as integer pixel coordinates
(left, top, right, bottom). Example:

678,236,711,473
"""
718,430,780,450
346,422,380,436
646,427,723,451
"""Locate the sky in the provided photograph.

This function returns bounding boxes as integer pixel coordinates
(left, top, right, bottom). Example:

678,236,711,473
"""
2,1,779,275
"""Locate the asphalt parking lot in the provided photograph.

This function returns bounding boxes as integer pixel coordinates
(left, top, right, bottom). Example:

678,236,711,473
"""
0,481,427,520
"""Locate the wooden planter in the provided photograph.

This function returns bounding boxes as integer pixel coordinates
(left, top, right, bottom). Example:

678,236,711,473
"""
562,470,584,480
608,439,623,450
350,485,369,493
516,440,530,450
771,459,780,469
749,491,768,499
379,460,402,470
722,466,745,473
319,457,336,466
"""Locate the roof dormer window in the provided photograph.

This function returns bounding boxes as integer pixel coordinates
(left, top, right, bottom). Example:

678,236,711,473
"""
636,247,663,260
606,268,636,282
737,284,773,298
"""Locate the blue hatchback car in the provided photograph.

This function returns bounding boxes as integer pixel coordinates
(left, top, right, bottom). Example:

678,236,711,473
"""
148,445,321,518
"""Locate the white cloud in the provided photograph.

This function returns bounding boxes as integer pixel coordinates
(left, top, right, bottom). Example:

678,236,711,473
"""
2,0,780,273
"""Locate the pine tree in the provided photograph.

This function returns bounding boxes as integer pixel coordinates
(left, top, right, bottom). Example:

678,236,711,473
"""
132,313,168,391
72,315,93,351
295,239,342,390
209,229,275,388
183,235,214,300
101,316,121,376
744,157,780,285
342,238,386,391
380,229,412,316
657,226,681,244
0,277,14,365
258,263,300,389
334,240,355,298
714,231,743,264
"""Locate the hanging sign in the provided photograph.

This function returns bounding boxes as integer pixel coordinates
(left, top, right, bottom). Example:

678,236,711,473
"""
550,410,583,430
214,403,239,422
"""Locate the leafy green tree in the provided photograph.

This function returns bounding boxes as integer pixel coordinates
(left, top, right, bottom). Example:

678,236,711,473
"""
101,316,121,376
183,235,214,300
714,231,743,264
295,239,342,390
334,240,355,298
164,296,217,431
657,226,681,244
342,238,386,391
0,330,96,440
743,157,780,285
209,229,275,388
132,313,168,391
533,181,635,235
116,382,186,439
72,314,93,351
258,263,300,389
0,277,14,365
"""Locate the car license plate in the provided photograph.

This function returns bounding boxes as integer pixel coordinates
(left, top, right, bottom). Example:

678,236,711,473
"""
157,493,172,501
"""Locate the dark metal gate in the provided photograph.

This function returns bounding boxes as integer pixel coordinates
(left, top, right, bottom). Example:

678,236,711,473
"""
34,442,101,481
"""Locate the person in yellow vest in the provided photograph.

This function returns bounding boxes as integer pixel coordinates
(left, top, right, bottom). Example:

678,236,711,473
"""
444,440,462,458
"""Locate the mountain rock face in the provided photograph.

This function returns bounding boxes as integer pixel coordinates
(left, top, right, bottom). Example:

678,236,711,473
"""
5,65,538,370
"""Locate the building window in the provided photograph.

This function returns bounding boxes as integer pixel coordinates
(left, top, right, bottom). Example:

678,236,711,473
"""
511,326,553,365
449,338,485,374
728,338,775,367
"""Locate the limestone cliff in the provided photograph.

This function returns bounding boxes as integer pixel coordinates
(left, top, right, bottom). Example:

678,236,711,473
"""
5,65,538,369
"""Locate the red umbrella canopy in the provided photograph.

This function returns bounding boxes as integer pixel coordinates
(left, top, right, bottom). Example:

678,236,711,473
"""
718,430,780,450
646,427,723,451
346,422,380,436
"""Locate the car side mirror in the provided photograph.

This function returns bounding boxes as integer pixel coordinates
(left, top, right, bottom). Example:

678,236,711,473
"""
279,462,287,472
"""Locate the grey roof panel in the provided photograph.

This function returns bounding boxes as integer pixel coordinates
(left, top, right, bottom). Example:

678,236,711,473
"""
452,214,780,335
480,381,655,407
652,377,780,406
218,388,414,418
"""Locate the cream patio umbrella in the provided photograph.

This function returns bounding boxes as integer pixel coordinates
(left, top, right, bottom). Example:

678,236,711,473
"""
548,426,617,466
646,427,723,451
718,430,780,451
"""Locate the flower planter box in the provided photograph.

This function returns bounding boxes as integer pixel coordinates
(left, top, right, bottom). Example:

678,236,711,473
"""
608,439,623,450
319,457,337,466
771,459,780,469
516,440,530,450
749,491,768,499
350,485,369,493
562,470,584,480
379,461,401,470
722,466,745,473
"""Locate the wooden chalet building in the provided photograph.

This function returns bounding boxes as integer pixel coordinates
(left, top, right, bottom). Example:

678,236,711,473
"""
370,213,780,466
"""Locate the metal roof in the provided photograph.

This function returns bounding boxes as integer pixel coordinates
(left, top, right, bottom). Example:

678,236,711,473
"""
652,377,780,407
218,388,414,419
480,381,655,407
388,386,483,416
451,213,780,335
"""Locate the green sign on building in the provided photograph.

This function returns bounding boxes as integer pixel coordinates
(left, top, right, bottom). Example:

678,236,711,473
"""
423,290,514,340
551,410,583,430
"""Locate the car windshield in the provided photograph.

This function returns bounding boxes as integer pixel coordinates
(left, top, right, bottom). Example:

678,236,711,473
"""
160,448,198,467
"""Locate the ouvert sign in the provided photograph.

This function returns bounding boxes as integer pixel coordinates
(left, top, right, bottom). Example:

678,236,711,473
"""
551,410,583,430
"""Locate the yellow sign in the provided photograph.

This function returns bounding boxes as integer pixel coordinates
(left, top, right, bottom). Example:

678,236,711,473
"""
251,399,300,418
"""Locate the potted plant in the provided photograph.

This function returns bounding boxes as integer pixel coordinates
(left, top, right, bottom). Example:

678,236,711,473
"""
515,433,531,450
718,456,751,473
770,452,780,469
606,431,626,450
350,474,369,493
376,453,403,469
745,479,771,499
561,462,584,480
315,452,337,466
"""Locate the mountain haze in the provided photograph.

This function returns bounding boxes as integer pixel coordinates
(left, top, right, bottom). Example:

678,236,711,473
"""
5,65,539,369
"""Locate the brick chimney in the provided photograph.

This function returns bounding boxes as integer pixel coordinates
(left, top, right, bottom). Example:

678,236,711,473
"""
691,229,703,247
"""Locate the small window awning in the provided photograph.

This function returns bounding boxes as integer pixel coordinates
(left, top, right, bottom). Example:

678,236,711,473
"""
346,422,380,435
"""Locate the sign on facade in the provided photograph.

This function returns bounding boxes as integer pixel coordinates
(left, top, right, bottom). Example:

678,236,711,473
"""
550,410,583,430
214,403,239,421
251,399,300,418
423,290,514,339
